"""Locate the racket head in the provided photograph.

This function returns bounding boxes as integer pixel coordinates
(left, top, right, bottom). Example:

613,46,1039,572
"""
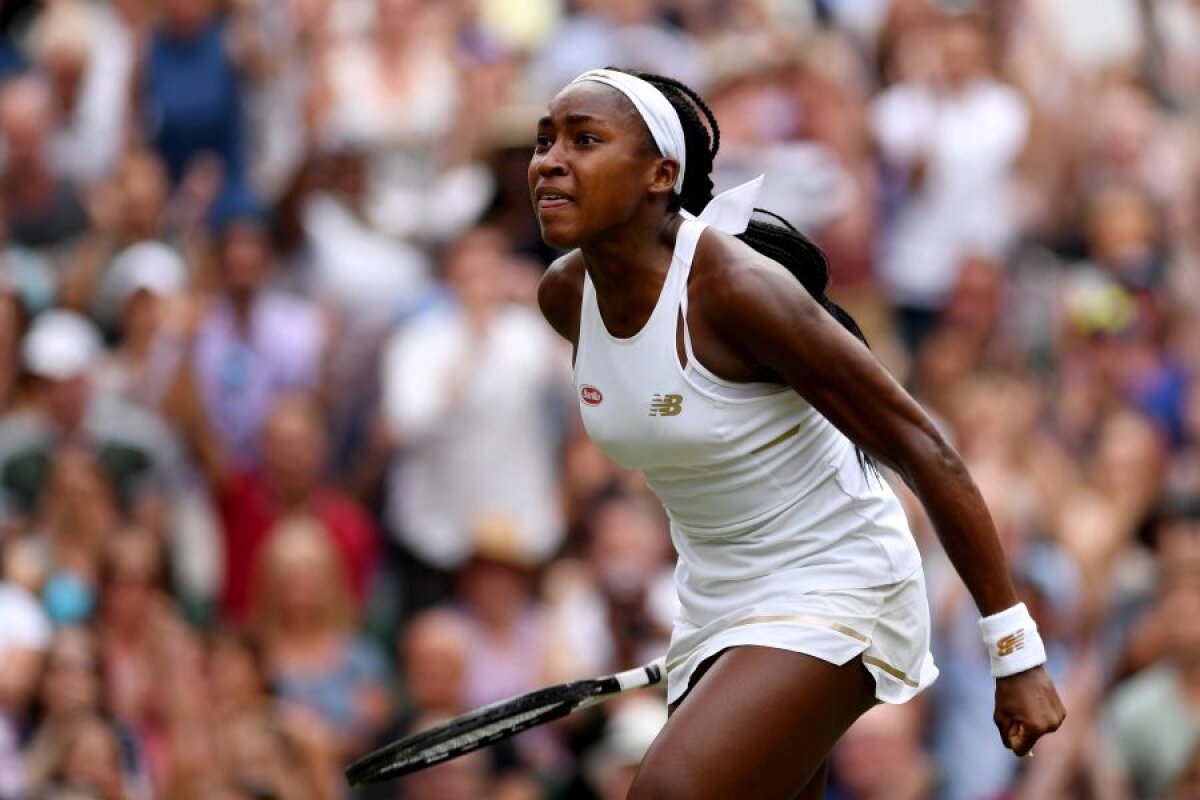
345,658,665,787
345,680,606,786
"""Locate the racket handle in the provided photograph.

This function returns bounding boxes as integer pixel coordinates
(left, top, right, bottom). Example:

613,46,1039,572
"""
616,656,667,691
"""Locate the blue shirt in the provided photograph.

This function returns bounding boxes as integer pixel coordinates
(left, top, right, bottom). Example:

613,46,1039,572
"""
143,17,246,189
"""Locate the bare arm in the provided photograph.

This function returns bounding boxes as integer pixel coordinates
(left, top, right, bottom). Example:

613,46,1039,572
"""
697,232,1064,756
704,248,1016,615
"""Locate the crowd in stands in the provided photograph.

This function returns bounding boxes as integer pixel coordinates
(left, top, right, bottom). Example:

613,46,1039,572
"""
1,0,1199,797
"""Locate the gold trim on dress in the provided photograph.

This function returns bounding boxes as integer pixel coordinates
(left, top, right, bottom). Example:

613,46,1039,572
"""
665,613,872,671
861,655,920,688
663,615,922,689
731,613,871,643
749,424,802,454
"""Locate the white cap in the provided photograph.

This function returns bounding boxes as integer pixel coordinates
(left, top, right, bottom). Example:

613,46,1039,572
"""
106,241,188,307
21,309,103,380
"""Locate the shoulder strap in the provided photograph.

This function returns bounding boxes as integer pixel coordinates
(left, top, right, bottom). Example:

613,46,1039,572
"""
674,219,706,369
576,265,599,359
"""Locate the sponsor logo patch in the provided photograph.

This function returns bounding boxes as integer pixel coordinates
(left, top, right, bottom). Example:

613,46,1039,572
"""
648,394,684,417
580,385,603,406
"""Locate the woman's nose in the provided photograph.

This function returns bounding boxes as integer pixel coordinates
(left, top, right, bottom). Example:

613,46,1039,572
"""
535,142,568,176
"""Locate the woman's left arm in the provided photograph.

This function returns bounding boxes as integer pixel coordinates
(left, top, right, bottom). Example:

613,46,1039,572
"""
706,251,1065,754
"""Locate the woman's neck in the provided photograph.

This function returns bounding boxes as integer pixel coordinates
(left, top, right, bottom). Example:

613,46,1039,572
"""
579,213,683,332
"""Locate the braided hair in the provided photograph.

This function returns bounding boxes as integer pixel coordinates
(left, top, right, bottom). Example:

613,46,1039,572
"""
623,70,869,348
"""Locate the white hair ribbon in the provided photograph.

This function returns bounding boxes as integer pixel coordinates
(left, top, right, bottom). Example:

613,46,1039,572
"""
569,69,764,235
681,174,765,236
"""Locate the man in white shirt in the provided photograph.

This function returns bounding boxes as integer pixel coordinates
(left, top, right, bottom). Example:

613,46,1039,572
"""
870,14,1030,352
382,226,570,612
0,565,52,797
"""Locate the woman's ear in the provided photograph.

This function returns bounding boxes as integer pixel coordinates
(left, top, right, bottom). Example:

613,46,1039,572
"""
648,158,681,197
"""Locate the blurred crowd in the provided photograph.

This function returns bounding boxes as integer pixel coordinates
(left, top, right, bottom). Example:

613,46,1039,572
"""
0,0,1198,798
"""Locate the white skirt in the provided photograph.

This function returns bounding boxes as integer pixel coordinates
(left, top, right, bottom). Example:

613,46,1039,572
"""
664,567,939,705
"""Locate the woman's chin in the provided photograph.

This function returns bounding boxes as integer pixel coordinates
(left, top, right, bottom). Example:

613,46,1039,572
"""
538,222,582,251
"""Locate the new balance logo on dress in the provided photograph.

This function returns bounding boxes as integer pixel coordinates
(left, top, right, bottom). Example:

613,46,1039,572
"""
649,394,683,416
996,630,1025,657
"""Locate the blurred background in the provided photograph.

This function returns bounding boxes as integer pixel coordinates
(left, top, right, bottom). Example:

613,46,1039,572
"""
0,0,1197,798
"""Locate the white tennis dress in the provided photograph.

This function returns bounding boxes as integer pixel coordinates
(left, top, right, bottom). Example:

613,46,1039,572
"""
573,218,939,705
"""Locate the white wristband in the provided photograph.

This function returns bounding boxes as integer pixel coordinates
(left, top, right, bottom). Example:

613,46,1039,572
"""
979,602,1047,678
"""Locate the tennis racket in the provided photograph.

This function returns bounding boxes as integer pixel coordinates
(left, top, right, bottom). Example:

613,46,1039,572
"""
345,656,666,787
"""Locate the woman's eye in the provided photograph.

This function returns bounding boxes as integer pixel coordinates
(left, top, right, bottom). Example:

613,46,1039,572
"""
534,135,552,151
576,133,599,145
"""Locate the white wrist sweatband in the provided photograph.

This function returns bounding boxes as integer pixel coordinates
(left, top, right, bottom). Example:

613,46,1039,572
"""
979,602,1047,678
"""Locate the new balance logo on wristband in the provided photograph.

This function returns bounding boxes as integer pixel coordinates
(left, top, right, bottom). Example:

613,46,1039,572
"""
996,630,1025,657
649,394,683,416
980,603,1046,677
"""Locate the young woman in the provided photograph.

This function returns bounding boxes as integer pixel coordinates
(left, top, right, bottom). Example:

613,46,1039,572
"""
531,69,1065,799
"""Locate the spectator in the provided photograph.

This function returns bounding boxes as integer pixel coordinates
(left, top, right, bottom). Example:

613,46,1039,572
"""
0,310,184,528
447,517,572,777
1104,577,1200,799
200,628,337,800
708,70,854,235
85,240,227,615
35,446,121,626
313,0,462,241
218,392,378,622
234,0,334,200
91,241,191,408
25,0,132,184
577,695,667,800
0,540,52,797
544,493,675,680
522,0,708,101
281,144,434,467
361,609,475,800
59,151,183,324
870,13,1030,352
39,711,131,800
382,225,568,611
211,708,332,800
398,608,470,718
25,627,153,800
0,192,56,325
454,517,556,710
95,529,188,790
253,515,392,755
191,202,327,469
143,0,249,200
1081,183,1167,293
0,76,89,256
828,702,933,800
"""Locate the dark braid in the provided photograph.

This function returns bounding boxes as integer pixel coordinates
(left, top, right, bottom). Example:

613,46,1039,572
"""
621,70,876,473
623,69,870,349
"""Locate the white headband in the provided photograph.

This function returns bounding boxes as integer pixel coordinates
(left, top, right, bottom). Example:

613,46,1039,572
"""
569,68,688,193
566,68,763,235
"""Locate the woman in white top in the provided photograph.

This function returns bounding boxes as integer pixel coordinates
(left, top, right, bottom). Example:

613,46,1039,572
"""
532,68,1065,799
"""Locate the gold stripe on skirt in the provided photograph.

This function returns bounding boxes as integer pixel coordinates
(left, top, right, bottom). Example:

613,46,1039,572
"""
665,613,920,689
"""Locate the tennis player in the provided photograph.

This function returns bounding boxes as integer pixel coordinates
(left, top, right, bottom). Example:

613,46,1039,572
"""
531,69,1066,799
